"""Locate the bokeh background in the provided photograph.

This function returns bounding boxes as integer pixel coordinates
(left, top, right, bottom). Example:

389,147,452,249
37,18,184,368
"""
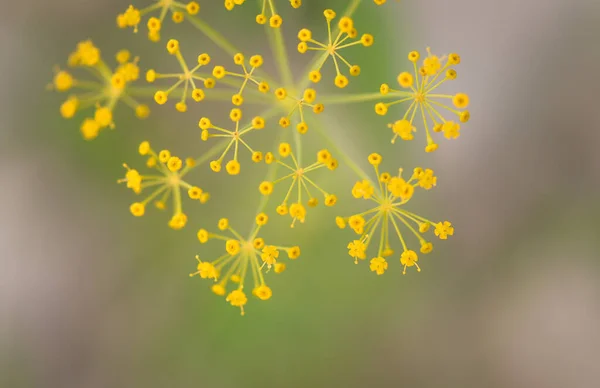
2,0,600,387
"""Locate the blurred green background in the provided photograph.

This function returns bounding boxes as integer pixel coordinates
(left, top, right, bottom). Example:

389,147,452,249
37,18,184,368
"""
2,0,600,387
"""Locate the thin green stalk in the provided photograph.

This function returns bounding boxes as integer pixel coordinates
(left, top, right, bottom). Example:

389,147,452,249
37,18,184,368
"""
307,116,373,184
319,92,383,105
264,8,294,88
249,125,289,230
186,14,240,57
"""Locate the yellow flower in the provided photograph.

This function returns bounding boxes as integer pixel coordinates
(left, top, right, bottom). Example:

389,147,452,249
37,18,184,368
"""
347,238,367,264
434,221,454,240
190,258,219,280
261,245,280,268
190,217,300,315
369,257,388,275
254,285,273,300
52,41,149,139
260,146,337,227
376,48,470,151
338,155,453,275
199,109,266,175
298,10,373,87
400,250,419,274
118,141,209,229
226,289,248,314
287,246,301,259
413,168,437,190
148,40,214,111
352,180,374,199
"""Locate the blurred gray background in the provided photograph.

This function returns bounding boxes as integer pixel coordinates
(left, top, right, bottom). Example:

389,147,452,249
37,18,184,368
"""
2,0,600,387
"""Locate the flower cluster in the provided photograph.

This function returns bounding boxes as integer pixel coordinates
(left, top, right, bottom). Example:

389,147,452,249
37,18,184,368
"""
51,1,471,315
259,145,338,227
337,154,453,275
119,141,211,229
192,216,300,315
297,10,374,88
375,48,470,152
51,42,149,140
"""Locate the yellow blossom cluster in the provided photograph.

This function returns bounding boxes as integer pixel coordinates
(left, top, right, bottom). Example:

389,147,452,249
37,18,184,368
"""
258,145,338,227
51,0,470,315
375,48,470,152
51,42,150,140
297,10,374,88
193,216,300,315
337,154,453,275
119,141,212,229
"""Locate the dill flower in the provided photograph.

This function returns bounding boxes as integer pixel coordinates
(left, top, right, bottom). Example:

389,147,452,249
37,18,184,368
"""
51,42,149,140
275,88,324,133
147,39,215,112
198,109,266,175
51,0,471,315
191,216,301,315
117,1,201,41
259,145,338,227
337,154,453,275
212,53,271,106
225,0,301,27
375,48,471,152
119,141,210,229
297,10,374,88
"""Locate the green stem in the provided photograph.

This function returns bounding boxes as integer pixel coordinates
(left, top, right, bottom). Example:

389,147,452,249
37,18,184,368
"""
249,122,290,232
264,3,294,88
319,92,383,105
308,116,373,185
186,14,239,57
181,139,230,177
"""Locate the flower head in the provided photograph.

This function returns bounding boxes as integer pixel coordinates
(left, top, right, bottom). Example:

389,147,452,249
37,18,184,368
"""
119,141,210,229
51,42,149,139
147,40,215,112
275,88,324,134
212,52,271,106
259,145,338,227
337,154,453,275
376,48,470,152
297,10,373,88
190,216,301,315
199,109,267,175
117,1,201,41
